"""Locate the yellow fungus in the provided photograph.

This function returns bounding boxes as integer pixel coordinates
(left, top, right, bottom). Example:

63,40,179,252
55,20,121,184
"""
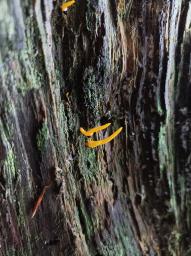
80,127,93,137
80,123,111,137
60,0,76,12
86,127,123,148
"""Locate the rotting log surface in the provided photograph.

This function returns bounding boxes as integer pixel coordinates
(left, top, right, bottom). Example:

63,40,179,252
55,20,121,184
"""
0,0,191,255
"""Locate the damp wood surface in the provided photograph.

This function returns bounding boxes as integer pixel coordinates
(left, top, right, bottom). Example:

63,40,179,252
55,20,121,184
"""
0,0,191,256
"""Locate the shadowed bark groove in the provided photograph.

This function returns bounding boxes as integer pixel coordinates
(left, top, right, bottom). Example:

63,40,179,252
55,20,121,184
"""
0,0,191,255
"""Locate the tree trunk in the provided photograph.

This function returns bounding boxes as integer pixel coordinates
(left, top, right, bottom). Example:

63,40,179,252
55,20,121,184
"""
0,0,191,255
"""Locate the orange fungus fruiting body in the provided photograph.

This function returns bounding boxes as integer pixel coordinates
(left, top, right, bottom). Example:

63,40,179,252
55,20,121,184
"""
86,127,123,148
60,0,76,12
80,123,111,137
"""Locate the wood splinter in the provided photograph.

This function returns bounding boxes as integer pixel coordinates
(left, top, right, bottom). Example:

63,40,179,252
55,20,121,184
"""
31,182,52,218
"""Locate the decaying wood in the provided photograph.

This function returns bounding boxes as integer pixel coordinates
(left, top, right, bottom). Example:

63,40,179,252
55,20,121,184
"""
0,0,191,255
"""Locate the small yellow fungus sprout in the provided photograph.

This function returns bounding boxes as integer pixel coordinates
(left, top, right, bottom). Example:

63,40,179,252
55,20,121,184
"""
85,127,123,148
60,0,76,12
80,123,111,137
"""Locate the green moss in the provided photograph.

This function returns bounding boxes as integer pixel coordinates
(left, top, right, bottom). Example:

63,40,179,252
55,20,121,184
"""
0,0,44,95
66,106,79,135
19,47,43,93
4,101,14,115
158,125,168,175
36,122,49,151
168,230,182,256
17,202,26,228
78,140,98,183
85,2,97,33
0,119,17,187
98,237,130,256
4,147,17,179
0,122,33,255
17,16,45,94
0,1,15,54
6,248,16,256
77,199,94,240
54,103,70,159
0,116,13,143
178,175,186,211
6,248,31,256
83,67,103,122
114,223,141,256
186,197,191,229
17,201,33,256
159,120,180,233
99,243,124,256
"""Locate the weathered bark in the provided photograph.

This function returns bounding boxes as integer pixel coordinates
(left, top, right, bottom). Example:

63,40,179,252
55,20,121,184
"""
0,0,191,255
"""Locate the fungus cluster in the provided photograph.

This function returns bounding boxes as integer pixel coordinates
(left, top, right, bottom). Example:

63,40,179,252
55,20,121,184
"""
80,124,123,148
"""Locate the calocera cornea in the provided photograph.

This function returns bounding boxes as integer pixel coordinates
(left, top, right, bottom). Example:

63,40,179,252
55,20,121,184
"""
60,0,76,12
86,127,123,148
80,123,111,137
80,123,123,148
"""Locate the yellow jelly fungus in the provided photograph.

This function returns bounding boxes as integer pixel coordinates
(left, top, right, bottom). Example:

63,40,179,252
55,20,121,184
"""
86,127,123,148
80,123,111,137
60,0,76,12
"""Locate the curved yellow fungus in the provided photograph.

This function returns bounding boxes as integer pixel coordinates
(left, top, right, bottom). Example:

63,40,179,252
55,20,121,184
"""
86,127,123,148
80,127,93,137
60,0,76,12
80,123,111,137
